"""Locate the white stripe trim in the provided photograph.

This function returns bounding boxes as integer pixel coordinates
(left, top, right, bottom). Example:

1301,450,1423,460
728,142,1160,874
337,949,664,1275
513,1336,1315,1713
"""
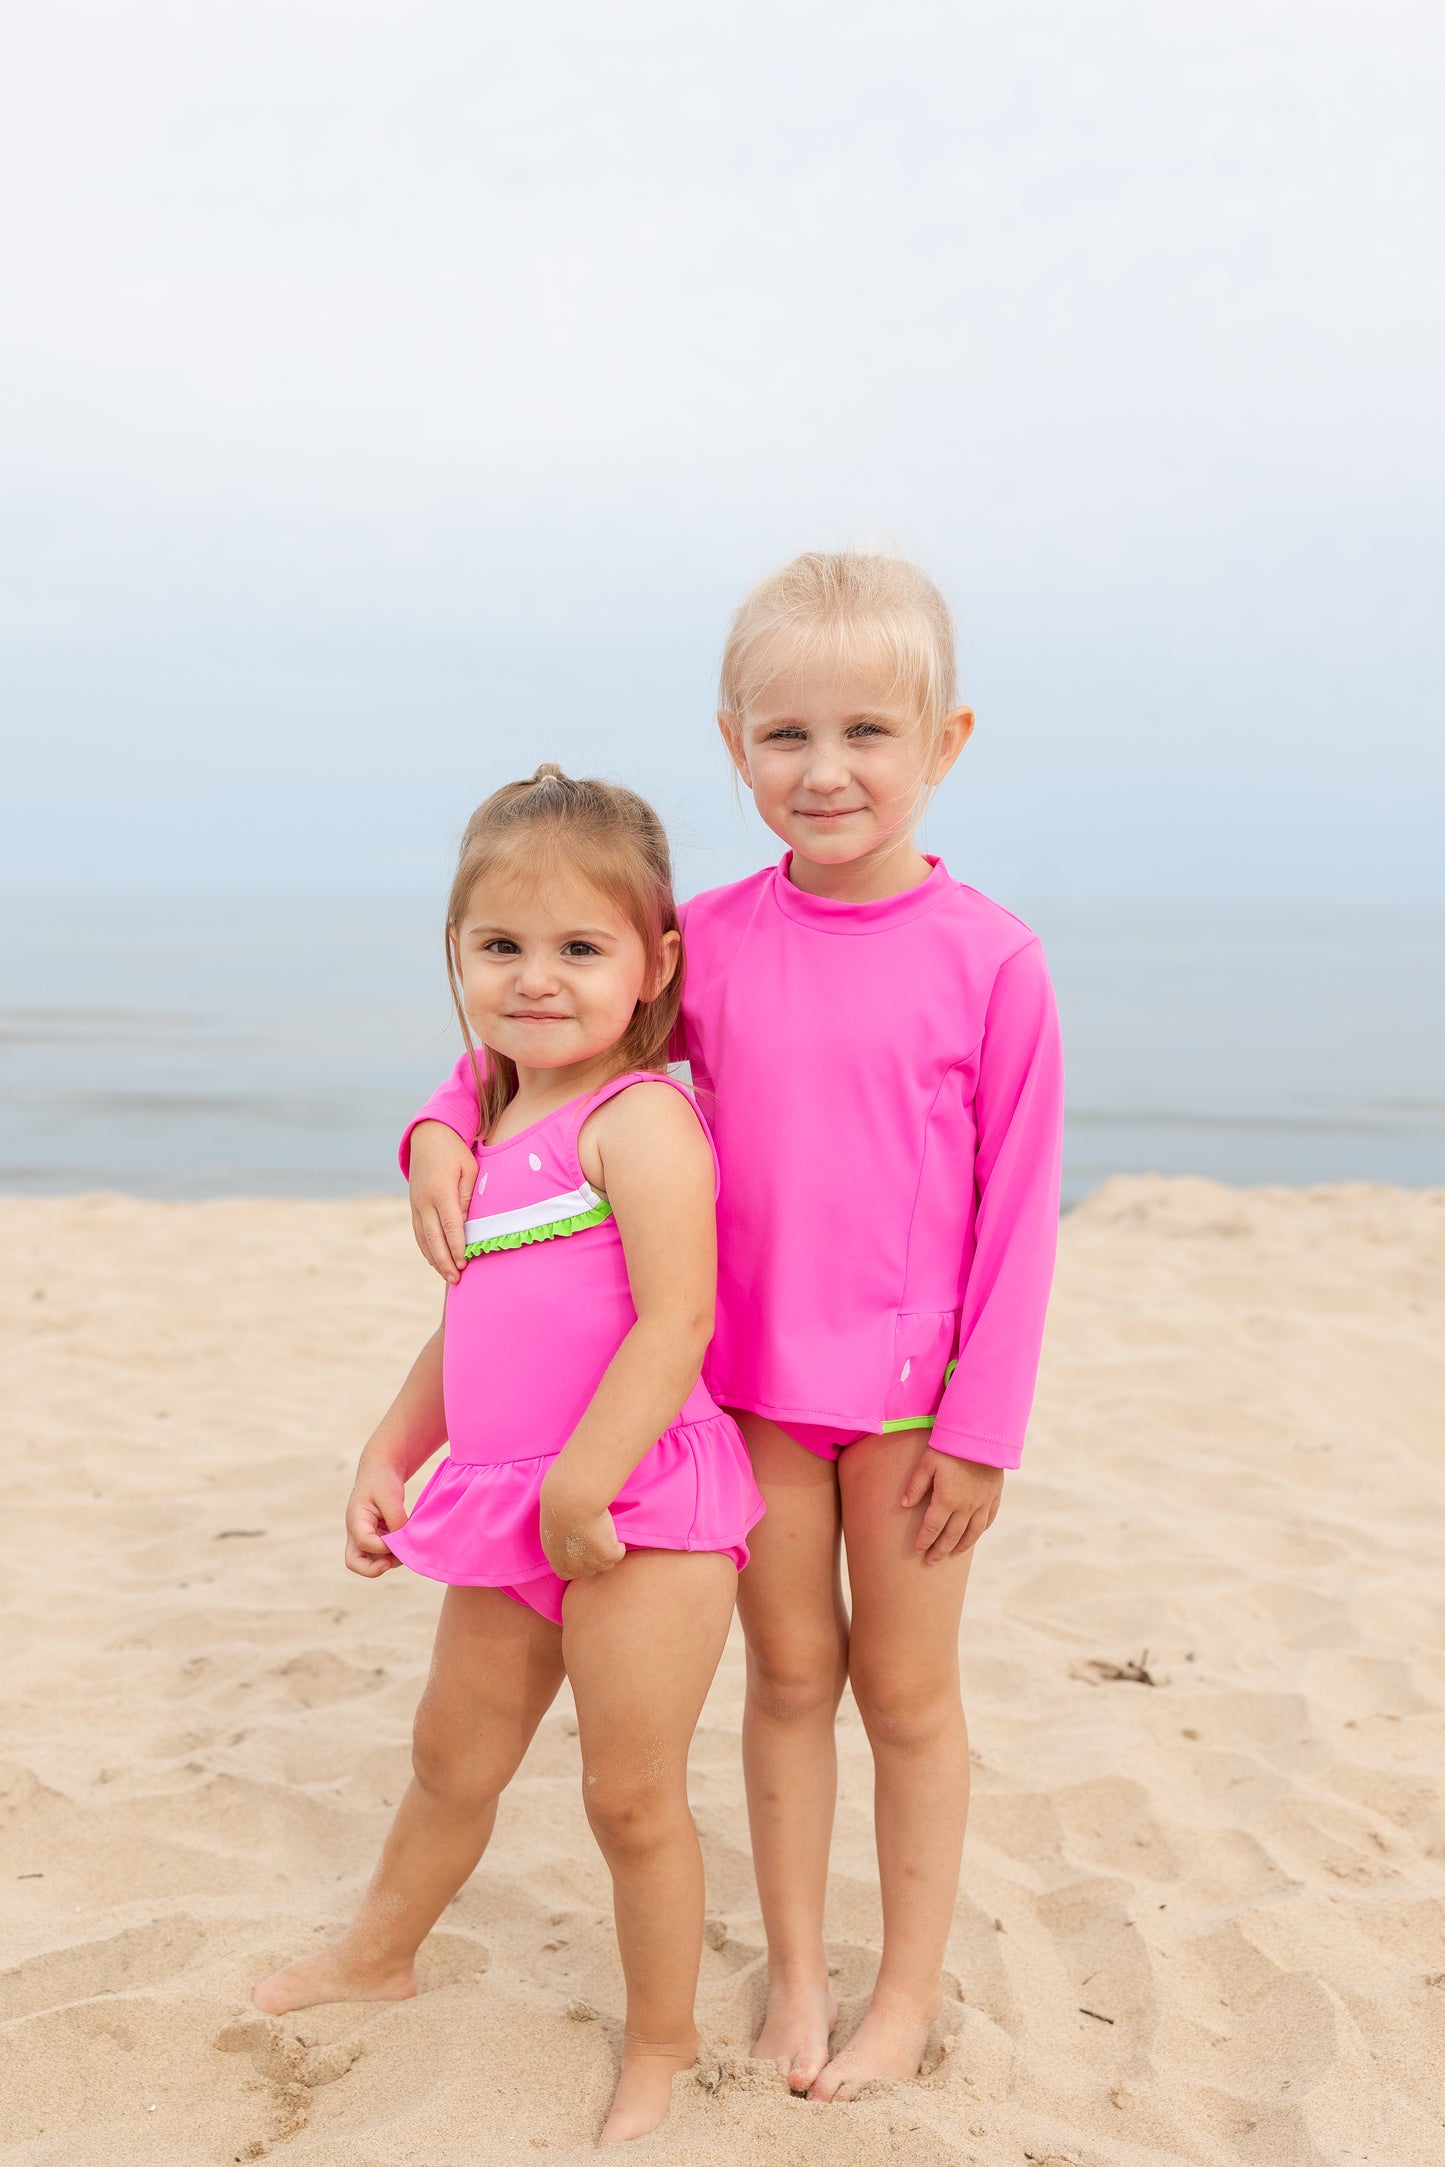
464,1181,605,1244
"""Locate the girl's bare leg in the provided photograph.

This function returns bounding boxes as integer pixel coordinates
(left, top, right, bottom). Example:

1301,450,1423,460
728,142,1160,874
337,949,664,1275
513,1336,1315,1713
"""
255,1587,564,2013
731,1414,848,2091
809,1431,974,2101
562,1549,738,2147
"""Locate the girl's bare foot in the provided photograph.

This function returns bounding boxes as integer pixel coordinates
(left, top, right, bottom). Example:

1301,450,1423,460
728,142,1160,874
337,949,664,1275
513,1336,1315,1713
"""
598,2032,698,2146
252,1941,417,2015
753,1967,838,2094
807,1984,937,2102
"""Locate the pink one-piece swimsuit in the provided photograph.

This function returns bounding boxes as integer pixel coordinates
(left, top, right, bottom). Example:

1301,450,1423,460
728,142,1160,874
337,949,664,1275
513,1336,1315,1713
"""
385,1071,764,1623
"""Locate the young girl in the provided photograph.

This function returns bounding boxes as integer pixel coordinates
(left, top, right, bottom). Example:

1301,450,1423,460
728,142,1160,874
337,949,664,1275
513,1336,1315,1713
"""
405,557,1064,2104
255,767,764,2148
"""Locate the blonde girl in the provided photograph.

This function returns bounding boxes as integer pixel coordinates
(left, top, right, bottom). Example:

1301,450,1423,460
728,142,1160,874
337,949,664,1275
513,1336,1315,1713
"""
256,769,763,2147
406,561,1064,2101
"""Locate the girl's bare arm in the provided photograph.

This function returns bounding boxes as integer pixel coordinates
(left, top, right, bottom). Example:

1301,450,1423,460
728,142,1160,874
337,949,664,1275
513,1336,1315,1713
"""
407,1123,479,1284
345,1320,447,1576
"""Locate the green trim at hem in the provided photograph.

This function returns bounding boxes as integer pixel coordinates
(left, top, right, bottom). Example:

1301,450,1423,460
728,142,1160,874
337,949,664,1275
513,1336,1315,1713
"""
880,1357,959,1435
464,1200,613,1257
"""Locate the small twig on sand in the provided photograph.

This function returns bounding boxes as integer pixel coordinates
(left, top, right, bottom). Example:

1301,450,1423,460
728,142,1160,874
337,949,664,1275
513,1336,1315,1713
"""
1075,1651,1159,1686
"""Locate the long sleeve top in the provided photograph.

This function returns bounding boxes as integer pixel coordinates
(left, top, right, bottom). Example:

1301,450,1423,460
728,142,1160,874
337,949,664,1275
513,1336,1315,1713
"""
402,854,1064,1470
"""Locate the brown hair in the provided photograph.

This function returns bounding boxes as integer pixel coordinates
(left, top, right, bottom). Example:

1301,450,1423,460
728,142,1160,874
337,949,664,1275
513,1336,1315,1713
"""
445,764,683,1141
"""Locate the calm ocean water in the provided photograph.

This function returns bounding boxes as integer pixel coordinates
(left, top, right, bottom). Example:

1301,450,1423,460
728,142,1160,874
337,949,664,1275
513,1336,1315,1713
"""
2,891,1441,1206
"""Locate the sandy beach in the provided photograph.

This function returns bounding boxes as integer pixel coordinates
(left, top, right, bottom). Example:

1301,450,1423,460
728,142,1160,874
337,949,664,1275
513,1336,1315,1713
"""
2,1178,1442,2166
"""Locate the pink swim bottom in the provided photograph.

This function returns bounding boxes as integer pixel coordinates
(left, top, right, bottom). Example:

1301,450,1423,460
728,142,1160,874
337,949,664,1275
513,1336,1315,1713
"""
496,1540,749,1627
778,1421,869,1461
498,1576,567,1625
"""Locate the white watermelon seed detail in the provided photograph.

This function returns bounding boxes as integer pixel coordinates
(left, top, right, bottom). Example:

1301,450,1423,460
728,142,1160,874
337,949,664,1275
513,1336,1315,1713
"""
529,1153,542,1171
900,1358,912,1382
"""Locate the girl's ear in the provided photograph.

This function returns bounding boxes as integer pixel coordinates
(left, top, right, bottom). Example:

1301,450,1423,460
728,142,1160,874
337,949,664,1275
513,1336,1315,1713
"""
718,710,750,784
647,927,682,1000
932,706,975,783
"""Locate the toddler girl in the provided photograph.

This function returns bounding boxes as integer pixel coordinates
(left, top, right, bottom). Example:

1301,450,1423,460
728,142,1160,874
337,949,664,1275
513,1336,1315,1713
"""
255,766,763,2148
406,558,1063,2103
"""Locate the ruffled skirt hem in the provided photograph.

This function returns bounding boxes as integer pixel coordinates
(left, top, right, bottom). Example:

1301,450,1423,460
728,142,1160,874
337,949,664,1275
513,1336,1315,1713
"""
384,1412,764,1588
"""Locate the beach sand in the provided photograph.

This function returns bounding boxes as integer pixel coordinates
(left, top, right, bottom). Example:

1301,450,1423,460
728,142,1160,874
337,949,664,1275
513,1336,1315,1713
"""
2,1179,1442,2166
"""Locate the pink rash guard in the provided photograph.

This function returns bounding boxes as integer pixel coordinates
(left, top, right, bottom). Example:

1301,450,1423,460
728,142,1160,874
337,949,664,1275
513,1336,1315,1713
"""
403,856,1064,1472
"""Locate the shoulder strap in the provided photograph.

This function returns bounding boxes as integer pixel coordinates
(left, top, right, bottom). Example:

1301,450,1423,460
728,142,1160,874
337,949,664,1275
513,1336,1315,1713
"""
567,1069,721,1199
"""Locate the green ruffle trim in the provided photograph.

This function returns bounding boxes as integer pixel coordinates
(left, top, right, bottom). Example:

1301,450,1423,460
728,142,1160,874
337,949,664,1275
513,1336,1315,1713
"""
464,1199,614,1257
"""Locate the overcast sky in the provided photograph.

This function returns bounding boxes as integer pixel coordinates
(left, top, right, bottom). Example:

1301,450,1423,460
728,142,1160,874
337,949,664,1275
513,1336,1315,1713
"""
2,0,1441,903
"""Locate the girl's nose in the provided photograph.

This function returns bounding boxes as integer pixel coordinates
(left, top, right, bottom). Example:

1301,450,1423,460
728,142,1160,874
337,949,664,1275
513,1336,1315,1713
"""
802,747,851,793
516,955,559,996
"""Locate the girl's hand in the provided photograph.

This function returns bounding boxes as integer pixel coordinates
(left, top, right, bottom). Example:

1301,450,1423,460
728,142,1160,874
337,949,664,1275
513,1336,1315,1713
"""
901,1449,1004,1562
539,1472,626,1582
345,1461,408,1577
408,1122,479,1285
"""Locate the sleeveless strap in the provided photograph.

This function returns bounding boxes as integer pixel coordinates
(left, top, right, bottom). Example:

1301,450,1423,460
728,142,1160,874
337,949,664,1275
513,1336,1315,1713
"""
566,1069,721,1199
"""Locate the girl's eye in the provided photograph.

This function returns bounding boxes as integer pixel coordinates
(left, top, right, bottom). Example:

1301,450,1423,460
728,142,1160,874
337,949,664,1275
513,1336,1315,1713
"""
848,722,886,738
763,727,806,742
562,942,600,958
483,939,520,955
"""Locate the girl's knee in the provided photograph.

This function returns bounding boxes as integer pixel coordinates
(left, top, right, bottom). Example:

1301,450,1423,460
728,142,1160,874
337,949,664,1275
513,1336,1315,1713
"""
848,1662,961,1751
745,1632,847,1724
411,1707,498,1811
581,1762,686,1855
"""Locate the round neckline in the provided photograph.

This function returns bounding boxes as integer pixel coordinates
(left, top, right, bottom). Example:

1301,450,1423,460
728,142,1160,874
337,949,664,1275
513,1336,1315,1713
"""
479,1104,565,1154
769,852,951,933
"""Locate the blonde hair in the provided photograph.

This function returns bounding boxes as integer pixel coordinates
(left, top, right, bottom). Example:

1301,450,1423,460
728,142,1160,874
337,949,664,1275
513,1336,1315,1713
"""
445,764,682,1142
719,552,959,760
